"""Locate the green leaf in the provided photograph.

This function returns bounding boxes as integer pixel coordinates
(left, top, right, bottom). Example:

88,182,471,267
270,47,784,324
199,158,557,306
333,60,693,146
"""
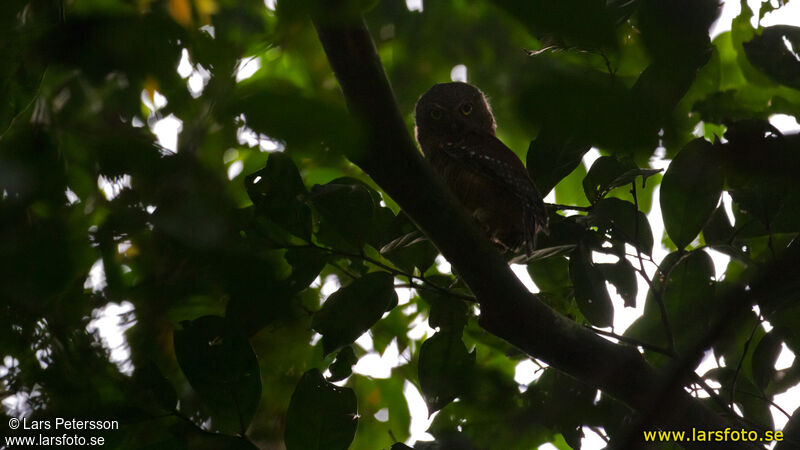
418,331,476,414
702,205,734,245
704,368,774,429
328,346,357,382
372,306,413,355
590,197,654,256
379,226,438,274
284,246,328,293
284,369,358,450
568,245,614,327
751,332,781,390
626,251,716,355
583,156,660,204
660,138,724,249
310,181,374,253
245,153,311,242
424,289,469,333
173,316,261,433
510,244,576,265
743,25,800,89
312,272,398,355
528,255,571,293
526,129,589,195
349,375,412,448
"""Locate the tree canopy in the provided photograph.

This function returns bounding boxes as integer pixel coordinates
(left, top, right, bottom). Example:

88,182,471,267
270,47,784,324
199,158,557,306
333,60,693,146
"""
2,0,800,449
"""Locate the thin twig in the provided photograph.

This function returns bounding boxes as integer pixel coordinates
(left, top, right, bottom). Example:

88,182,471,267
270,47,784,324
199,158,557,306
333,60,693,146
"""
547,202,592,212
631,181,675,352
587,325,676,357
287,242,476,302
730,313,763,411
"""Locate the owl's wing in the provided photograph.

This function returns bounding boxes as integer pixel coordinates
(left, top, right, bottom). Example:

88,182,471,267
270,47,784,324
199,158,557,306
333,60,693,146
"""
440,133,549,252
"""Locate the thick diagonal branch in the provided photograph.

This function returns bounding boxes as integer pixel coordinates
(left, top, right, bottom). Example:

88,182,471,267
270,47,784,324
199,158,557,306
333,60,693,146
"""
311,11,760,449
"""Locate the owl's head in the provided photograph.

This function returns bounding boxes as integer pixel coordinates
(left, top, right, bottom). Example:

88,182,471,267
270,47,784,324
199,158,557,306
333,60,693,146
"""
414,82,497,144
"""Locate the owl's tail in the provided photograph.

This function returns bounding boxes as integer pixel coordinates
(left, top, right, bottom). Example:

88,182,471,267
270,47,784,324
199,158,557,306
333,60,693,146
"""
522,200,549,255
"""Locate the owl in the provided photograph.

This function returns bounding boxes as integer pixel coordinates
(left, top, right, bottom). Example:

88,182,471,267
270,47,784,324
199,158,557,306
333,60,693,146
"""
414,82,548,254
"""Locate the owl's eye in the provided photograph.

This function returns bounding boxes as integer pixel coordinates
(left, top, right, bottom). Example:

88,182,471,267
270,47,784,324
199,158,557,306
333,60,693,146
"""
430,109,442,120
460,103,473,116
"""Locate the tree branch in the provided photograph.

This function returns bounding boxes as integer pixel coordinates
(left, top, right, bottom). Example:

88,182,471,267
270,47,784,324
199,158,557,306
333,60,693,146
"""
311,8,761,449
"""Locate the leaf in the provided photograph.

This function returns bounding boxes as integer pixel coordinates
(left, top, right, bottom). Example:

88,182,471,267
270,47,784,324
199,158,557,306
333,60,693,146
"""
312,272,398,355
390,444,413,450
424,289,469,332
743,25,800,89
660,138,724,249
284,246,328,293
583,156,660,204
509,244,576,265
349,375,412,448
310,182,374,253
569,245,614,328
528,255,571,293
590,197,654,256
526,128,590,195
379,226,438,274
284,369,358,450
626,251,716,355
751,332,781,390
702,205,734,245
418,331,476,414
173,316,261,433
598,261,638,308
245,153,311,242
328,346,358,382
704,368,774,429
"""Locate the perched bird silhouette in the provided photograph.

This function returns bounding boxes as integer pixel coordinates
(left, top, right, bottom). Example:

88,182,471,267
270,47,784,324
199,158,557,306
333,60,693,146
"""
414,82,548,254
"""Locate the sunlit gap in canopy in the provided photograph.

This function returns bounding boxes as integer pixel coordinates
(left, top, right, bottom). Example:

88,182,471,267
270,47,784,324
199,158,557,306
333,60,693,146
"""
177,48,211,98
84,251,136,375
406,0,423,12
711,0,800,38
1,355,34,416
236,57,262,82
87,302,136,375
450,64,467,82
141,86,182,153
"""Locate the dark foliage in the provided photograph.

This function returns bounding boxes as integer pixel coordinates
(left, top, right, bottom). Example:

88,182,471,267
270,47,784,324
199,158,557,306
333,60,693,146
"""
1,0,800,449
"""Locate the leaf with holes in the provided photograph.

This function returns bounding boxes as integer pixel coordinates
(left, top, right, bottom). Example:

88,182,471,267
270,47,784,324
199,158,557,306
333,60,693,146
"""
590,197,654,256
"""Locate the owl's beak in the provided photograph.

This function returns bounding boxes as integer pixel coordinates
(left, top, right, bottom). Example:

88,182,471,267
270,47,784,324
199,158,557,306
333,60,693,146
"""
451,115,469,131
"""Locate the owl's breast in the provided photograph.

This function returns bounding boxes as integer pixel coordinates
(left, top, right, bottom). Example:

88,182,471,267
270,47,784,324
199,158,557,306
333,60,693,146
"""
428,147,520,216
